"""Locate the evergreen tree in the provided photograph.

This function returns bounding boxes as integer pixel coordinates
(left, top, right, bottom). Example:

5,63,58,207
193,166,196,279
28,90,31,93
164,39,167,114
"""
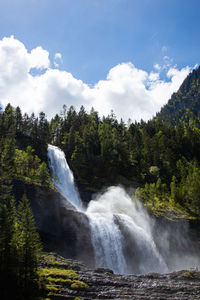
17,194,42,299
38,161,51,186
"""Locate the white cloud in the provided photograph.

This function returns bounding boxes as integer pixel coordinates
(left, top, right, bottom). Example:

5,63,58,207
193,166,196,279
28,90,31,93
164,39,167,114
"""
29,46,50,70
0,36,192,122
0,36,29,85
54,52,62,68
147,65,191,115
55,53,62,60
154,63,161,71
149,72,159,81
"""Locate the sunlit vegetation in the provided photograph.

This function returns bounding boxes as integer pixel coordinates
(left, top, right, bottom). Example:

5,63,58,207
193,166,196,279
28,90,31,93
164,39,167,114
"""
136,159,200,219
14,147,52,187
38,254,89,297
157,67,200,127
181,270,200,279
39,267,79,279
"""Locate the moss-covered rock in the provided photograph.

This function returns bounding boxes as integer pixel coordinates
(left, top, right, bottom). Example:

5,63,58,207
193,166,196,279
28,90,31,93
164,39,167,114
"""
70,280,89,290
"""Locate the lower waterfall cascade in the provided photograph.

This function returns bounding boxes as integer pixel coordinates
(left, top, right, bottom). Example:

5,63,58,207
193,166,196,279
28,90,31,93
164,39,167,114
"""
47,144,200,274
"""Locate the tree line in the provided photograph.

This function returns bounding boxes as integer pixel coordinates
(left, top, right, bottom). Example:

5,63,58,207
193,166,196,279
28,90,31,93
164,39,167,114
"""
2,97,200,219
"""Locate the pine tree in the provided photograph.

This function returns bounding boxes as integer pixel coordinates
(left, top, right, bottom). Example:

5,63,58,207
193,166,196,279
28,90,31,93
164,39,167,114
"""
38,161,51,186
17,194,42,298
0,196,20,299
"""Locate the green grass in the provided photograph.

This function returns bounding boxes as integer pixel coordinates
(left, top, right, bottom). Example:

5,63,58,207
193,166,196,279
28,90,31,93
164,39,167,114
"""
70,280,89,290
41,253,67,267
47,276,73,284
38,257,89,298
39,267,79,279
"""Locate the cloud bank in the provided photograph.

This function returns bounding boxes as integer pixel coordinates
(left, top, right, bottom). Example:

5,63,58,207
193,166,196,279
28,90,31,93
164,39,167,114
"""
0,36,192,122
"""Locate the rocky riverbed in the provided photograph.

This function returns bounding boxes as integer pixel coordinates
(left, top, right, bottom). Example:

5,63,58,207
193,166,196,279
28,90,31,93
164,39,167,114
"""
41,253,200,300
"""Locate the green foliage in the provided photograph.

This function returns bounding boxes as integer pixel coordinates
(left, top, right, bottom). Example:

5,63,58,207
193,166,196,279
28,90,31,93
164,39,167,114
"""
14,146,52,187
0,106,16,201
18,194,42,268
0,194,44,299
70,280,89,290
46,276,73,284
41,252,66,267
149,166,160,178
171,160,200,216
38,161,51,186
157,66,200,128
39,267,78,278
136,159,200,219
39,265,88,297
181,270,200,279
0,105,49,299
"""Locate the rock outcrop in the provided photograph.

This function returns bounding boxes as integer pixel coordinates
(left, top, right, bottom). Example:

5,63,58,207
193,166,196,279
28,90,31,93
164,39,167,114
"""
42,254,200,299
13,180,95,267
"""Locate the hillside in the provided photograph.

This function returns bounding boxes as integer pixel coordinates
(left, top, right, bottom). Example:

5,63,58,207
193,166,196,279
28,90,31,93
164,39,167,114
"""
156,66,200,126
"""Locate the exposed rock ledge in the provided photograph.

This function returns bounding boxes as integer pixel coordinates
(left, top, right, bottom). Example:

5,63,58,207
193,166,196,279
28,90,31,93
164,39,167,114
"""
43,256,200,300
13,180,95,267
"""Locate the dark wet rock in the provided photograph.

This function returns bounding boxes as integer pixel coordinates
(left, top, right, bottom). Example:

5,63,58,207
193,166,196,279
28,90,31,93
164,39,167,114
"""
95,268,114,274
76,267,200,299
13,180,95,267
43,255,200,299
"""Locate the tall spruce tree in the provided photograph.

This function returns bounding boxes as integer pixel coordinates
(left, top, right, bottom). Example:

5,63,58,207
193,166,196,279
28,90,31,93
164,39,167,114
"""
17,193,42,299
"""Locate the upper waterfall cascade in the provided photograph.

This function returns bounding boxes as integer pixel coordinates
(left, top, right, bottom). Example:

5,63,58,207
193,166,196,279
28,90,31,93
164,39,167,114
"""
47,145,200,274
48,145,82,209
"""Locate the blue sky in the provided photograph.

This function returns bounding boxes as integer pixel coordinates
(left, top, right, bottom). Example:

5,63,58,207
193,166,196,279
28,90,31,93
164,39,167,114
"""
0,0,199,121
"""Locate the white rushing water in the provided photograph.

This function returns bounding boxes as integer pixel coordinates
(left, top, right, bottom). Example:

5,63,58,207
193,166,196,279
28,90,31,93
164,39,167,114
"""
86,187,168,274
87,212,127,274
47,144,169,274
47,145,82,209
117,213,167,273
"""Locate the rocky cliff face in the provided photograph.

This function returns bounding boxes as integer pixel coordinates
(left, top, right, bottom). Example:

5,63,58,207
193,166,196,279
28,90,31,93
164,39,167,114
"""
13,180,95,267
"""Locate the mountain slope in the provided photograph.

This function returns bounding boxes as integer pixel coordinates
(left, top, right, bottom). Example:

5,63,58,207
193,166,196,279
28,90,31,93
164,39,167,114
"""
156,66,200,126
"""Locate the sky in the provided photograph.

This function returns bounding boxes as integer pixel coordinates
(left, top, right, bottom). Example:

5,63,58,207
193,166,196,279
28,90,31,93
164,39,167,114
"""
0,0,199,122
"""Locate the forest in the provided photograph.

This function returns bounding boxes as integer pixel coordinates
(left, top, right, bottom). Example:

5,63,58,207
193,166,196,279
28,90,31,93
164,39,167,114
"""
1,66,200,298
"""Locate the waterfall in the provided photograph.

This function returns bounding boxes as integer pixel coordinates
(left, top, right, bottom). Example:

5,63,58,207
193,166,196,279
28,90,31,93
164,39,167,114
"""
47,145,82,209
47,144,168,274
117,213,167,273
86,186,168,274
87,212,127,274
